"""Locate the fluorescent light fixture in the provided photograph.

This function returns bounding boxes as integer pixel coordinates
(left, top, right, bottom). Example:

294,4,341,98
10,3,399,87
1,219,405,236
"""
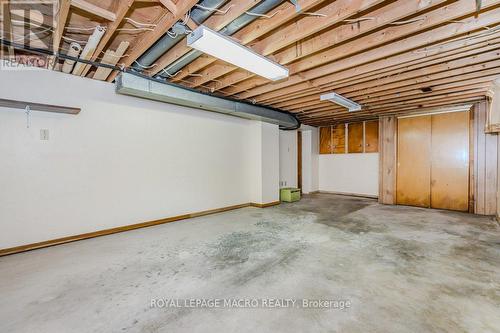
187,25,289,81
320,92,362,112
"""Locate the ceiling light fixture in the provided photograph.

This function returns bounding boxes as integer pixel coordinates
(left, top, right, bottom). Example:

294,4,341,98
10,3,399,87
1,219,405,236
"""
187,25,289,81
320,92,362,112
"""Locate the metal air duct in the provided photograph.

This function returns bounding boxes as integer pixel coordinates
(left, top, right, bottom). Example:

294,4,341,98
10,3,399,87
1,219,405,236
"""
116,72,299,129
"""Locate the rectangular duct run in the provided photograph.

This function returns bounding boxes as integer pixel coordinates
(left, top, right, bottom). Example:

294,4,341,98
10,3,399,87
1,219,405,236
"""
115,73,299,129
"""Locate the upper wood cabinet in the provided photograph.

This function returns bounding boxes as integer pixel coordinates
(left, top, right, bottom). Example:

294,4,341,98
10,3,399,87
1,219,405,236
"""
332,124,346,154
319,127,332,154
348,122,364,153
364,121,379,153
320,121,379,154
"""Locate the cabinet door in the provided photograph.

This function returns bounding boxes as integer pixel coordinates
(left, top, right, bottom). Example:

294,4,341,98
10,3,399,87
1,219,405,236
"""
332,124,346,154
430,111,469,211
348,122,363,153
397,116,432,208
319,126,332,154
365,121,379,153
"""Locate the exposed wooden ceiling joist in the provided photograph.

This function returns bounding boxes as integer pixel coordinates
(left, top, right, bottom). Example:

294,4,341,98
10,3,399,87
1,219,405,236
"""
168,0,329,83
106,0,199,82
71,0,117,21
230,0,500,100
6,0,500,125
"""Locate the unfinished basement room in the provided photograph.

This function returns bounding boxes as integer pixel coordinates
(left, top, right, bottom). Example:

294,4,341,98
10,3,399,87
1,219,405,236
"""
1,0,500,332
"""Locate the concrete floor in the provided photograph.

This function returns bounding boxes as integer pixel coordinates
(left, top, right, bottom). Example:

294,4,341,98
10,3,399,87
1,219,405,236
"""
1,194,499,333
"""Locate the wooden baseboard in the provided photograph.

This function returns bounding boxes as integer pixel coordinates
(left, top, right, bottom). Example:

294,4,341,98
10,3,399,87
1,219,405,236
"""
251,201,281,208
318,191,378,199
0,201,281,257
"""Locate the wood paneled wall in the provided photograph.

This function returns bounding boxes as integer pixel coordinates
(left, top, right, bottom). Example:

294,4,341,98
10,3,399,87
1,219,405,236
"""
473,101,498,215
378,103,498,215
378,116,397,204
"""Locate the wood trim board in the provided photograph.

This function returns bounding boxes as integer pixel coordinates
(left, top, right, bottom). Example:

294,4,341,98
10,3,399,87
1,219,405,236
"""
0,201,280,257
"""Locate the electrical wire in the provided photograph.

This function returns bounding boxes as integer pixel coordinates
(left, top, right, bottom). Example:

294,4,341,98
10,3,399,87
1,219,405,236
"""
124,17,157,28
134,60,157,69
195,4,233,15
245,11,280,19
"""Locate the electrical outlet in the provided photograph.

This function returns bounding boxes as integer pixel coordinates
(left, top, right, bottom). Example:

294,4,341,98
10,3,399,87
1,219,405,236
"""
40,129,49,140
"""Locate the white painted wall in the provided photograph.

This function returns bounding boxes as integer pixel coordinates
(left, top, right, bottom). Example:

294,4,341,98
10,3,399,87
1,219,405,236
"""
300,126,319,194
278,126,319,193
319,153,379,196
310,127,319,191
249,122,280,204
279,130,297,188
0,70,279,249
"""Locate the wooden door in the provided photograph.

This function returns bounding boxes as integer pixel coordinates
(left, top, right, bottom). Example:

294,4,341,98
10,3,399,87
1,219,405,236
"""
348,122,363,153
397,116,432,207
430,112,469,211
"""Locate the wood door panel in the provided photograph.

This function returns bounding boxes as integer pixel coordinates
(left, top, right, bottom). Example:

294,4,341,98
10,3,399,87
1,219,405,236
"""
332,124,346,154
365,120,379,153
319,126,332,154
348,122,363,153
431,111,469,211
397,116,432,207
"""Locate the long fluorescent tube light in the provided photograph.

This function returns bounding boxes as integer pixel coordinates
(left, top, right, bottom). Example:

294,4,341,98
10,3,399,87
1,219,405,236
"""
187,25,289,81
320,92,362,112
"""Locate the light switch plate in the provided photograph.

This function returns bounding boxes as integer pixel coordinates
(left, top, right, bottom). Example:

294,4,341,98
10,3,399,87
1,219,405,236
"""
40,129,49,140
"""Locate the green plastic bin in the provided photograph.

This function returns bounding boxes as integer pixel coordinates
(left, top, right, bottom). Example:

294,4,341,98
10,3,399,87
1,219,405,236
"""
280,188,301,202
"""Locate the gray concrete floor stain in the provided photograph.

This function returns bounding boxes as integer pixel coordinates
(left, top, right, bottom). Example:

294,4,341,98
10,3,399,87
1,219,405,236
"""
0,194,499,332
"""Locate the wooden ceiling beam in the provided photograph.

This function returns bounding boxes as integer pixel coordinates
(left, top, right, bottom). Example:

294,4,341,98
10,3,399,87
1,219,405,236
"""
232,3,500,99
169,0,329,83
159,0,178,15
255,32,500,104
304,88,489,117
1,0,14,57
203,0,449,90
303,95,485,123
316,35,500,91
305,95,485,124
71,0,116,21
288,0,492,75
291,82,492,112
278,65,500,111
49,0,71,68
188,0,397,88
237,29,500,102
80,0,135,77
106,0,198,82
270,48,500,108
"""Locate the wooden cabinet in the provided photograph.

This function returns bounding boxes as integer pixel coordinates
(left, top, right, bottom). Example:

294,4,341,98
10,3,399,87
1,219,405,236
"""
396,111,470,211
397,116,432,208
348,122,363,153
332,124,346,154
430,111,469,211
364,121,379,153
320,121,379,154
319,127,332,154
